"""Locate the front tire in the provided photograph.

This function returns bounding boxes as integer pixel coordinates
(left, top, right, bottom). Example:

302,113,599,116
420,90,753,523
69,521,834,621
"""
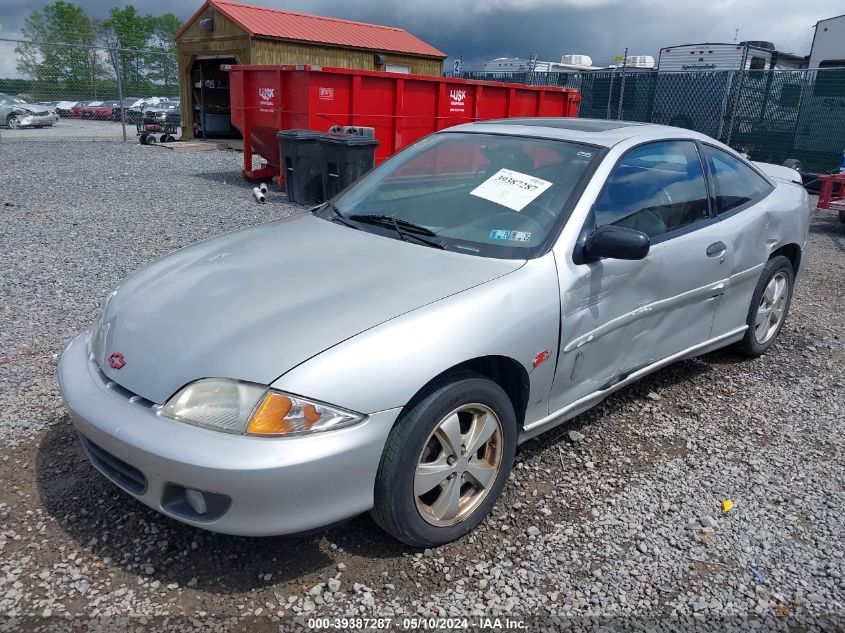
7,114,20,129
735,255,794,357
372,373,517,547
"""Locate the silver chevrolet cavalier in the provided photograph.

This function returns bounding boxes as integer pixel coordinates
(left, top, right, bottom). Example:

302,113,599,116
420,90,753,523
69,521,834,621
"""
59,119,812,547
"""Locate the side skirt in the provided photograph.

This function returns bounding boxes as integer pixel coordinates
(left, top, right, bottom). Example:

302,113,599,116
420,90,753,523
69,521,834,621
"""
518,326,748,444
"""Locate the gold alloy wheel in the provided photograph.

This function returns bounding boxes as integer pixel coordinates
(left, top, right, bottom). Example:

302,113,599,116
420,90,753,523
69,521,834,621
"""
414,403,504,527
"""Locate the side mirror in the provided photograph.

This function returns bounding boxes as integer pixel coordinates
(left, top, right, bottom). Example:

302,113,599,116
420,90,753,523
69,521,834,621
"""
583,225,650,262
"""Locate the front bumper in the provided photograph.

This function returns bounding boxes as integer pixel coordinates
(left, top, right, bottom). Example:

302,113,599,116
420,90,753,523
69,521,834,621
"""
19,113,58,127
57,332,400,536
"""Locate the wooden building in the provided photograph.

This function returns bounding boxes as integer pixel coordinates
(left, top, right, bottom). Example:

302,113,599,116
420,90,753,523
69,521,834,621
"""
173,0,447,140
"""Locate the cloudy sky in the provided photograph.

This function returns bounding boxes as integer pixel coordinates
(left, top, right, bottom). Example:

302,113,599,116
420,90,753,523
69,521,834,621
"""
0,0,841,76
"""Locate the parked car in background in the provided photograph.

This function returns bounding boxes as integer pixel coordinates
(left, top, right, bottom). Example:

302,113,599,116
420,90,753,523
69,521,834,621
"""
68,102,91,118
82,101,119,120
143,100,181,125
59,120,811,547
126,97,173,123
36,101,59,112
0,93,60,128
55,101,78,117
112,98,144,121
79,101,104,119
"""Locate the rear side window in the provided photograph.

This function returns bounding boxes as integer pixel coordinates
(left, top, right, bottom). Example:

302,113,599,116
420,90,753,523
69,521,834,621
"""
593,140,710,239
702,145,772,214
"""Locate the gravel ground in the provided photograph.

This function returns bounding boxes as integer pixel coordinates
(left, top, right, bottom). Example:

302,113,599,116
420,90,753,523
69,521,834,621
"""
1,118,173,142
0,140,843,631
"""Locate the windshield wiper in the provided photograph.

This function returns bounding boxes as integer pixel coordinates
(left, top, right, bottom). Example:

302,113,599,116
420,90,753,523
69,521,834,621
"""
348,214,438,236
324,202,359,230
347,214,445,249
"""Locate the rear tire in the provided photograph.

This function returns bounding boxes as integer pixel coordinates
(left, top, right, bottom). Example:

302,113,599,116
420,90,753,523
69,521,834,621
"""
838,209,845,224
371,373,517,547
734,255,794,357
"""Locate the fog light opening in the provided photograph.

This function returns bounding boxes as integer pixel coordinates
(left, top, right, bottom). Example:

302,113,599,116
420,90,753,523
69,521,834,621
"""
185,488,208,515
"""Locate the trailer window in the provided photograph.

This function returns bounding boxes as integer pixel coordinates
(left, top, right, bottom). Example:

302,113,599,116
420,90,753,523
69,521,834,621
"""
749,57,767,70
813,67,845,97
778,83,801,109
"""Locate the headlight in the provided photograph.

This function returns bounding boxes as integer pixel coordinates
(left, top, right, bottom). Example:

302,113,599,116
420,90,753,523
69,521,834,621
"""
160,378,364,437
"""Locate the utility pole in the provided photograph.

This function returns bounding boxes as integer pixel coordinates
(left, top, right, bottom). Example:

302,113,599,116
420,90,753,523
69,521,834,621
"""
616,46,628,120
527,51,537,86
105,28,127,142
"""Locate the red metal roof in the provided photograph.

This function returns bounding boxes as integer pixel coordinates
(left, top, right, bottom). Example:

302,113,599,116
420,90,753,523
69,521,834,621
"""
174,0,447,58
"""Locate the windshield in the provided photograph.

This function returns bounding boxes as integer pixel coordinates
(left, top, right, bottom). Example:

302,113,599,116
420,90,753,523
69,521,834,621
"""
322,132,601,259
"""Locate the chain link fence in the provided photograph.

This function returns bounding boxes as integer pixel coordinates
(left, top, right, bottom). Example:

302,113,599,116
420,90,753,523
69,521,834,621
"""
0,37,178,142
455,68,845,173
4,37,844,173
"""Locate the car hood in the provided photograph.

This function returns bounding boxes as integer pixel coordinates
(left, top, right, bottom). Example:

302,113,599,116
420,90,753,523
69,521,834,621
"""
93,213,524,404
13,103,40,113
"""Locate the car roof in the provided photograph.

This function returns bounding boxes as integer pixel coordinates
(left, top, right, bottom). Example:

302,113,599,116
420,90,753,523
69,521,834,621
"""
444,118,711,148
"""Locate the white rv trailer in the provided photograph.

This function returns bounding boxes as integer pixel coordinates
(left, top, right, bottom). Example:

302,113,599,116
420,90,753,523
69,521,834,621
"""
479,55,600,74
651,42,806,142
658,42,806,72
792,14,845,167
608,55,655,69
808,13,845,69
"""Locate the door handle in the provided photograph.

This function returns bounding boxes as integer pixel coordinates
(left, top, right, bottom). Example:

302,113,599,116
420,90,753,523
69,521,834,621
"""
706,241,727,257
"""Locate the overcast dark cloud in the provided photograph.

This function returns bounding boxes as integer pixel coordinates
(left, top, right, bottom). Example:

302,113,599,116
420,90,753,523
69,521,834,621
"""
1,0,842,76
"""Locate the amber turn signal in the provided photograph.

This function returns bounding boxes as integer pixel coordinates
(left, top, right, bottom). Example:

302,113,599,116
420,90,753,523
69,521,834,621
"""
246,393,327,435
248,393,294,435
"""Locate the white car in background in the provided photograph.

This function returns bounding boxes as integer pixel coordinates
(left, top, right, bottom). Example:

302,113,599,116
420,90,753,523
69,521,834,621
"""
0,93,59,128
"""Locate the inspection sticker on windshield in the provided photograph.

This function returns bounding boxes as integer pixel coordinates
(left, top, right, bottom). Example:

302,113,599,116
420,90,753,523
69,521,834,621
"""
470,168,552,212
489,229,532,242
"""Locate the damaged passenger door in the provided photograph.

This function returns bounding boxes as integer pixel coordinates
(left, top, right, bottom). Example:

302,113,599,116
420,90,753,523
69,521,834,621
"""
549,140,731,412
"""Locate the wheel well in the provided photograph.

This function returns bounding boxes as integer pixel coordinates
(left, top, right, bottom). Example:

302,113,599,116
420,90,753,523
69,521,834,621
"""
406,356,531,431
771,243,801,274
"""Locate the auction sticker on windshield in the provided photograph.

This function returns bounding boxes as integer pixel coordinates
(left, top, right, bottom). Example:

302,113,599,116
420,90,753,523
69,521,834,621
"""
470,168,553,212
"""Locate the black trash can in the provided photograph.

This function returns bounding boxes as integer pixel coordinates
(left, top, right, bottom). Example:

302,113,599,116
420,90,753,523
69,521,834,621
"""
318,133,380,201
277,129,324,204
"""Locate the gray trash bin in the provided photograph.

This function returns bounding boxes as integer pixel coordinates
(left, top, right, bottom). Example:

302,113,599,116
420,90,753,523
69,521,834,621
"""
277,129,324,204
318,133,380,200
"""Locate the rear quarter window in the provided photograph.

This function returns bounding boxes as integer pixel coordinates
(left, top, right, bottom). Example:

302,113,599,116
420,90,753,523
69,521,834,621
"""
702,145,772,214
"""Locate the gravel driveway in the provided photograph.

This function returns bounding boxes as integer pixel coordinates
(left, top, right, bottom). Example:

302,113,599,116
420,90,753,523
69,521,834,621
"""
1,118,143,142
0,140,842,631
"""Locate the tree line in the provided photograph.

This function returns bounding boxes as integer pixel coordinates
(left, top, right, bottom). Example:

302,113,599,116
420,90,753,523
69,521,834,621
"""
13,0,181,100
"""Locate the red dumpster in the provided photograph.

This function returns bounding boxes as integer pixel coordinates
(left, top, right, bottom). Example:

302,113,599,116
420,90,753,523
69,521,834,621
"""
226,64,581,182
